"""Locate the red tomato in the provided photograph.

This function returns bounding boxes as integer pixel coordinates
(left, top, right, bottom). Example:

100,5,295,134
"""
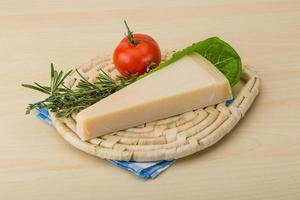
113,22,161,77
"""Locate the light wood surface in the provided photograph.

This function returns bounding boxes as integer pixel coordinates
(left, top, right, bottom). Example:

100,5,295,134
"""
1,0,300,199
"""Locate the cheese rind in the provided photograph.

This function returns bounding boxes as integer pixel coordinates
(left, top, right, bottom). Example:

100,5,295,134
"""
76,53,232,141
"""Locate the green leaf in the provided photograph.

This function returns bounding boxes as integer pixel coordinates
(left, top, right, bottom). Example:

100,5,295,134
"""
22,84,51,95
55,70,72,91
145,37,242,86
192,37,242,86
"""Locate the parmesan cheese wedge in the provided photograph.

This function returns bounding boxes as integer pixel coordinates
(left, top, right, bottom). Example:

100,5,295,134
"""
76,53,232,141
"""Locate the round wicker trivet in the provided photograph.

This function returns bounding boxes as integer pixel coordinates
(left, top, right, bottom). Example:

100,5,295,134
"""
49,52,260,162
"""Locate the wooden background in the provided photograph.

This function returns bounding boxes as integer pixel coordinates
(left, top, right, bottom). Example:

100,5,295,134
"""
1,0,300,199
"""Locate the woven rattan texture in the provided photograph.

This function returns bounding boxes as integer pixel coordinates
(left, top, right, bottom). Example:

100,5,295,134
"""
49,52,260,161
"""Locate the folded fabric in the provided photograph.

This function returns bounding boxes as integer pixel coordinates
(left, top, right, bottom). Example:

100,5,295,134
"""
36,98,233,179
36,108,175,179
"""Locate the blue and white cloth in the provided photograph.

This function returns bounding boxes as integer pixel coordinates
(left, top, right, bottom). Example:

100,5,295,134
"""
37,99,234,179
37,108,175,179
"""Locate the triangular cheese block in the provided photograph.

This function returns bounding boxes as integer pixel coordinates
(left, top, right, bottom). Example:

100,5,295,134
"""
77,53,232,141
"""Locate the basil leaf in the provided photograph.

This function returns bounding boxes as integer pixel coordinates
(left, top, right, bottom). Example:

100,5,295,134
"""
193,37,242,86
149,37,242,86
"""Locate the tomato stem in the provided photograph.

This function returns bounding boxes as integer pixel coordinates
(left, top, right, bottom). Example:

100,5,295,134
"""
124,20,138,46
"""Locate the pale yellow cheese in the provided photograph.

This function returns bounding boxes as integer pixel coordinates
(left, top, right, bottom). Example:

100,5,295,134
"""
76,53,232,141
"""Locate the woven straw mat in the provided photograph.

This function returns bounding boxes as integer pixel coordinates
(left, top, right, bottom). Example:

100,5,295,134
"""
49,51,260,162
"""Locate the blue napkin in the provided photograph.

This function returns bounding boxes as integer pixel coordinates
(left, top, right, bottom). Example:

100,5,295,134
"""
36,108,175,179
37,99,233,179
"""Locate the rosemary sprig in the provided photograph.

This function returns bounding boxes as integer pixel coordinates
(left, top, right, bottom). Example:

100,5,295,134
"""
22,64,138,117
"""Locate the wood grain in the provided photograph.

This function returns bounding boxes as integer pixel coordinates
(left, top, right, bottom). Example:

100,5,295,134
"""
0,0,299,199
